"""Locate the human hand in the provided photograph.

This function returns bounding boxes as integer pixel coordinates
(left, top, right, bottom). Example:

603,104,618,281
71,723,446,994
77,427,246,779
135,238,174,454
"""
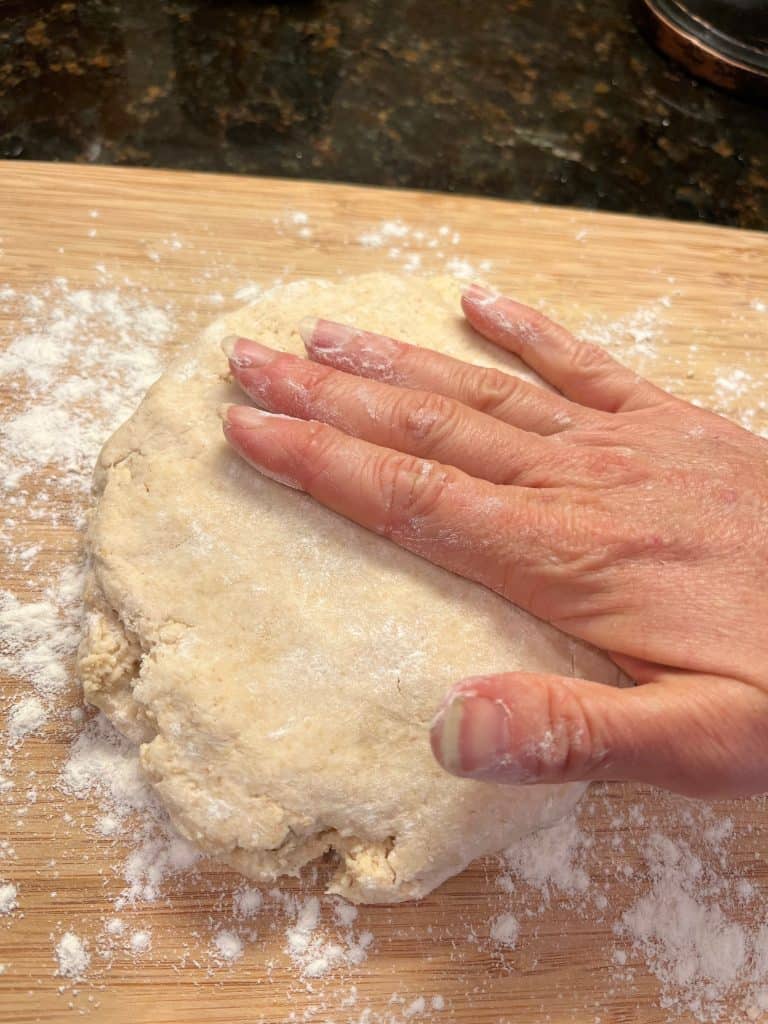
221,284,768,798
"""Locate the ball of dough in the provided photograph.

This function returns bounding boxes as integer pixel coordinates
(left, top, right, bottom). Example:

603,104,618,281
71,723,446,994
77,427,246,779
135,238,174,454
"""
79,274,618,903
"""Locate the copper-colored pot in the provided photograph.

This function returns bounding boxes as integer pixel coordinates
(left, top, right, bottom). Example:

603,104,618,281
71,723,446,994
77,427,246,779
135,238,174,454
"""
633,0,768,99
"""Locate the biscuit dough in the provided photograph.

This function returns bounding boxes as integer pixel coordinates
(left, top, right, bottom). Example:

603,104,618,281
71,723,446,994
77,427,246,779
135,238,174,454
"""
79,274,619,903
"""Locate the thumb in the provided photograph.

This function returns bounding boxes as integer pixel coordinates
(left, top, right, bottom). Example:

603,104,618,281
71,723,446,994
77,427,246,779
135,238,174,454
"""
429,671,768,798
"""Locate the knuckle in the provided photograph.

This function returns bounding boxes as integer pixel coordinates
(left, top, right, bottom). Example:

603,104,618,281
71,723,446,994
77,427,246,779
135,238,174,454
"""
500,305,561,347
467,368,528,417
529,682,603,780
522,307,554,338
292,358,339,397
569,340,613,377
396,391,458,449
378,454,449,537
490,676,605,783
263,357,337,415
575,444,642,483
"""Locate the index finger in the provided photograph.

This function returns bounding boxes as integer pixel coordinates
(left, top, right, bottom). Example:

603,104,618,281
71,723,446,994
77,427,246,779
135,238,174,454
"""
462,285,670,414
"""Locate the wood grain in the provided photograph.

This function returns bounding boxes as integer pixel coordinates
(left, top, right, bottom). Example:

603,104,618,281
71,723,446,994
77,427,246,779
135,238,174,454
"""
1,162,767,1024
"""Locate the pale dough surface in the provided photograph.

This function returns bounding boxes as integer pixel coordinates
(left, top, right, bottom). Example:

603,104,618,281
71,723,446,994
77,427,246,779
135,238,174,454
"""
79,273,619,903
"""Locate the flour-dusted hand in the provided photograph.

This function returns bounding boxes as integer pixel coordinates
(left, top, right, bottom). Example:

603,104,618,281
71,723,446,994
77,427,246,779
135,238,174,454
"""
222,284,768,798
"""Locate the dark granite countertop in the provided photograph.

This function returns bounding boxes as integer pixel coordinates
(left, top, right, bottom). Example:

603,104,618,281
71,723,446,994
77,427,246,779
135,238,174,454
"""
1,0,766,229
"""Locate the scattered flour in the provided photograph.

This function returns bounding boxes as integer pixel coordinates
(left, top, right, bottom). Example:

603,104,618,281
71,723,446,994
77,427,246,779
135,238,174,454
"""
334,900,358,928
715,367,753,401
582,304,664,366
60,715,153,815
498,805,768,1022
212,929,244,963
489,913,519,948
355,219,493,279
619,834,759,1021
503,814,591,898
233,282,263,303
285,896,374,979
233,886,263,918
54,932,90,979
0,566,83,697
0,283,168,490
129,930,152,954
404,996,427,1017
119,834,201,906
6,696,47,745
0,881,18,915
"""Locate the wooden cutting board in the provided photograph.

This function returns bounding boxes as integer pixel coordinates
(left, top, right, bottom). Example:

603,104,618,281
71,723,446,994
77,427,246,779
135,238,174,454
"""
1,162,767,1024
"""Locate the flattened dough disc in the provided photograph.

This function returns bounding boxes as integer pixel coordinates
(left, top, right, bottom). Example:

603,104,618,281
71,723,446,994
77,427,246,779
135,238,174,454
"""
79,274,619,903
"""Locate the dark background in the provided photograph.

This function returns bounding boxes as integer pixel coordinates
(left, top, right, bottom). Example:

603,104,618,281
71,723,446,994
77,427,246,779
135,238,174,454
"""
1,0,766,228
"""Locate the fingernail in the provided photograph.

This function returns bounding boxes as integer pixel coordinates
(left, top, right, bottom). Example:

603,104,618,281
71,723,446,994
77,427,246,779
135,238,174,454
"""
221,335,278,369
221,406,303,490
432,693,511,776
301,319,400,379
298,316,319,346
221,405,295,428
463,283,499,306
300,317,357,355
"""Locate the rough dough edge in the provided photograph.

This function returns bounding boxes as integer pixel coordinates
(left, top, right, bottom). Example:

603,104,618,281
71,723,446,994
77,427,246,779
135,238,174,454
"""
79,564,443,902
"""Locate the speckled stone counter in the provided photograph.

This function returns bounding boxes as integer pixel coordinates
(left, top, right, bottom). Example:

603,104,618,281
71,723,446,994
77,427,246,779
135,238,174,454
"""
1,0,765,228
